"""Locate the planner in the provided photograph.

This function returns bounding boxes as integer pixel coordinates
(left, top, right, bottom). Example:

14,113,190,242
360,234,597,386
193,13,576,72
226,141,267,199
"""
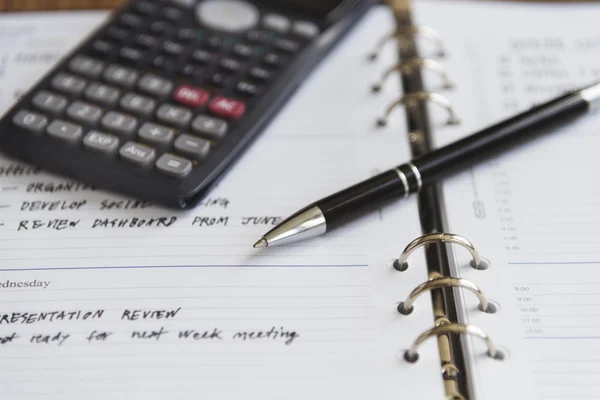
382,0,600,399
1,1,599,399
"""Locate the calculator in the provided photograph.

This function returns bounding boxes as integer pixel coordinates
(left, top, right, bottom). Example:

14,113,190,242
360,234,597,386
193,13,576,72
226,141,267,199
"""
0,0,373,208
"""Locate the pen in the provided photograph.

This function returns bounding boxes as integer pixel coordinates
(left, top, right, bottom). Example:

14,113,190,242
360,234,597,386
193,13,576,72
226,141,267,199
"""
253,82,600,248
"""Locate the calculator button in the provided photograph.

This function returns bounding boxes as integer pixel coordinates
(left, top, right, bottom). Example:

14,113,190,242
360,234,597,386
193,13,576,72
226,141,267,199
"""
150,21,173,36
208,96,246,120
208,73,231,88
205,35,224,50
247,30,269,43
138,122,174,145
219,58,241,72
177,28,196,42
273,38,300,53
134,34,158,49
156,153,193,178
293,21,320,39
91,40,115,57
163,7,183,22
69,55,104,79
119,47,145,65
120,13,144,30
51,73,87,95
262,14,291,34
46,120,83,143
192,49,213,64
103,65,139,88
85,83,121,107
196,0,259,33
235,81,260,97
66,101,103,125
13,110,48,133
156,104,192,128
105,26,129,42
263,52,284,67
173,85,210,108
192,115,228,139
152,55,176,70
180,63,200,78
120,93,156,117
174,133,210,159
249,66,271,81
83,131,120,154
133,1,157,15
101,111,138,136
32,91,68,115
138,74,174,97
119,141,156,166
233,43,253,58
162,40,185,56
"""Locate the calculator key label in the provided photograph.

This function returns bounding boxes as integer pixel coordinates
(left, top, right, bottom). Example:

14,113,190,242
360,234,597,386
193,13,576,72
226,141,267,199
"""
119,142,156,166
208,96,246,120
46,120,83,143
173,85,210,108
174,134,211,159
13,110,48,133
156,154,193,178
192,115,228,139
83,131,120,154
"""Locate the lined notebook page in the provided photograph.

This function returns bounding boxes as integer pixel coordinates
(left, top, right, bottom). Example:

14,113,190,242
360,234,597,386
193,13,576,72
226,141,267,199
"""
417,1,600,399
0,7,444,399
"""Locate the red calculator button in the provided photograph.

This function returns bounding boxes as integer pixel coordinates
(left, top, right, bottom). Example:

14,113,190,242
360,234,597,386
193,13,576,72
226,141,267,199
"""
173,85,210,108
208,96,246,120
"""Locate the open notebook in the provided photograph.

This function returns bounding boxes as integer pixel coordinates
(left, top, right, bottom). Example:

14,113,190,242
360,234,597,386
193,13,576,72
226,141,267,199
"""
0,1,598,399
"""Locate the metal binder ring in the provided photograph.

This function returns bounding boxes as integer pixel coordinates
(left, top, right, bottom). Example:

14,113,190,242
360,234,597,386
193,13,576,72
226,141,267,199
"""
393,233,481,272
377,91,460,127
403,323,504,363
372,58,454,93
397,276,490,315
368,25,448,61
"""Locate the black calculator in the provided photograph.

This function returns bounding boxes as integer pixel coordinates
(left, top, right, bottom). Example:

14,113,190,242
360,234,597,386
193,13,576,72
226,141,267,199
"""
0,0,373,208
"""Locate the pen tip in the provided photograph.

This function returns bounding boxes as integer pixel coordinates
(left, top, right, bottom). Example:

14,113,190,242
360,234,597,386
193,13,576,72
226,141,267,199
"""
253,238,268,249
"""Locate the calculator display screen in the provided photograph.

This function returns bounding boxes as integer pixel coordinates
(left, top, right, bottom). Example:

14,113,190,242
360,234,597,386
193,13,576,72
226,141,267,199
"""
263,0,346,18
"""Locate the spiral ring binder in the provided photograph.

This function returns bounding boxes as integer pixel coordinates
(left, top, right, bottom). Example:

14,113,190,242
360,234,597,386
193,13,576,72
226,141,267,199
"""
373,3,505,398
376,91,460,127
371,58,453,93
403,324,504,363
368,25,447,61
396,276,492,315
392,233,481,272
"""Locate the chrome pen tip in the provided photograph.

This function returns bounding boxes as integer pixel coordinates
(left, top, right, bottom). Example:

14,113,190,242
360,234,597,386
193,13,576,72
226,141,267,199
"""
253,238,268,248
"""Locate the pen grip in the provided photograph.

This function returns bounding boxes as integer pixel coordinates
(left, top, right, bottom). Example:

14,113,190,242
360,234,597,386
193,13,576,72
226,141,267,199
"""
318,169,411,229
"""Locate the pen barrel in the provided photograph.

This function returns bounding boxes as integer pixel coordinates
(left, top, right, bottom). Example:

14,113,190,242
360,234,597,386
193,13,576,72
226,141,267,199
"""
412,91,589,184
318,169,410,229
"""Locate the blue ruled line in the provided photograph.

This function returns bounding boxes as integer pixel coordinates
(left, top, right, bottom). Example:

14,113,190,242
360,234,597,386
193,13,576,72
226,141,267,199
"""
0,264,367,272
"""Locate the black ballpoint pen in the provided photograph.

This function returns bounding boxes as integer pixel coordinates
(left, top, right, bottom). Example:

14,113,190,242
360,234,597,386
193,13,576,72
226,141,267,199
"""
253,82,600,248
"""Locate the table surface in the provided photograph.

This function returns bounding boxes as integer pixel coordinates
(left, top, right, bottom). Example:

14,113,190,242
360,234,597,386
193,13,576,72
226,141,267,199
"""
0,0,591,12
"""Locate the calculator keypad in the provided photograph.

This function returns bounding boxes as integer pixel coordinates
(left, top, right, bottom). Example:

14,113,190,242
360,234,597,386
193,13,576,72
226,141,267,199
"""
7,0,321,182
